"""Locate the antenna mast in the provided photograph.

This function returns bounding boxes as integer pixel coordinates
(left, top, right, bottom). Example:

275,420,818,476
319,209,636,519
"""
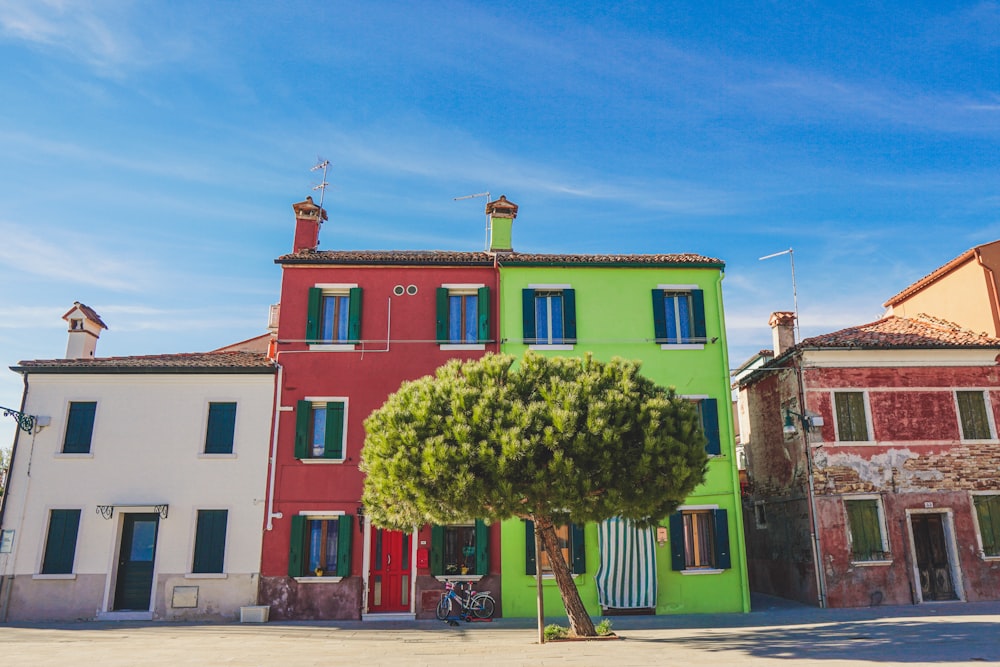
311,159,330,209
453,191,491,250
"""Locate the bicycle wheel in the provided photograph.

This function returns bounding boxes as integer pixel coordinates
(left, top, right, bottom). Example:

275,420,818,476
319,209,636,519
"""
471,595,495,619
435,596,452,620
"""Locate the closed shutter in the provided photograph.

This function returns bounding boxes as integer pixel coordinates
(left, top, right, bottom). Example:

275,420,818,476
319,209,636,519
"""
336,515,353,576
712,509,731,569
521,290,535,344
570,522,586,574
294,400,311,459
429,525,444,575
288,515,306,577
846,499,882,560
64,402,96,454
435,288,449,343
205,403,237,454
347,287,363,343
563,289,577,343
42,509,81,574
974,495,1000,556
475,520,489,575
524,520,536,575
192,510,228,573
691,289,706,341
836,393,868,441
669,514,684,570
652,290,667,343
701,399,721,456
305,287,322,342
324,402,345,459
958,391,991,439
477,287,490,343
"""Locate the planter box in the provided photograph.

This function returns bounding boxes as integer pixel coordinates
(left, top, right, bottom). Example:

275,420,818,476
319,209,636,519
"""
240,606,270,623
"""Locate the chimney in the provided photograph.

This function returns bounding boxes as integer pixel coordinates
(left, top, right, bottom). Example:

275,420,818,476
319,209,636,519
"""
485,195,518,252
769,311,796,356
292,196,328,252
62,302,108,359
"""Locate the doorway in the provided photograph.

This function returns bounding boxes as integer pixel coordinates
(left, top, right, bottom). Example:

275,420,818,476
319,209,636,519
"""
367,527,411,613
113,513,160,611
910,512,958,602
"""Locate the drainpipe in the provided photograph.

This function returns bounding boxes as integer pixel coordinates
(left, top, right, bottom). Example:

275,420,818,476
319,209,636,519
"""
0,373,29,534
795,357,827,608
265,361,284,531
0,373,30,622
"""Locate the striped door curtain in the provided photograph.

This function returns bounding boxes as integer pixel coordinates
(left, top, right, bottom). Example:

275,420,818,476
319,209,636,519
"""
595,517,658,610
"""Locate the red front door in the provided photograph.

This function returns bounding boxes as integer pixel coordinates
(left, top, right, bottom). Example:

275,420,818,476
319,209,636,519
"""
368,528,411,612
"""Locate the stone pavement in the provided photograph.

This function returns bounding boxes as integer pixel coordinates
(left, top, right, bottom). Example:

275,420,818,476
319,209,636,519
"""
2,595,999,666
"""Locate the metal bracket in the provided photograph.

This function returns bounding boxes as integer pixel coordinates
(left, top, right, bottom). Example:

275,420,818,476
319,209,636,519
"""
95,504,169,520
0,405,35,433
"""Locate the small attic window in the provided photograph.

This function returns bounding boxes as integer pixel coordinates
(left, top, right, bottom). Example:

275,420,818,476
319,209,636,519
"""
70,318,84,330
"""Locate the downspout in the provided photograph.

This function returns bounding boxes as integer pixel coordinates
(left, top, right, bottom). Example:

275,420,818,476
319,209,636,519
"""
493,253,502,354
975,248,1000,337
0,373,29,621
795,356,827,608
265,360,283,531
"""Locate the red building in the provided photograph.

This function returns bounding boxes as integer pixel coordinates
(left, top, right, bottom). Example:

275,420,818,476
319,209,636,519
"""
259,197,507,619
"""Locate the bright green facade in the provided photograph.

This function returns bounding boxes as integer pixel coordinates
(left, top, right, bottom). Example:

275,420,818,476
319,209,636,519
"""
497,261,750,618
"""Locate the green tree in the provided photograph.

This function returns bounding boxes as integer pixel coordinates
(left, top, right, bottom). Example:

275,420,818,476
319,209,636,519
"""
361,352,709,636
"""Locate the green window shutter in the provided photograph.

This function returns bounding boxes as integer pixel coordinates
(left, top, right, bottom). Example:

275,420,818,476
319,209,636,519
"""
691,289,706,341
521,289,535,344
205,402,237,454
193,510,228,573
429,525,444,575
974,495,1000,557
524,520,536,575
435,288,449,343
669,514,684,570
846,499,881,560
42,509,81,574
477,287,490,343
336,514,353,576
652,289,667,342
712,509,731,570
347,287,363,343
836,392,868,441
958,391,991,439
288,515,306,577
702,399,721,456
570,523,586,574
63,402,96,454
294,400,311,459
475,520,489,575
563,289,577,343
305,287,322,342
324,402,345,459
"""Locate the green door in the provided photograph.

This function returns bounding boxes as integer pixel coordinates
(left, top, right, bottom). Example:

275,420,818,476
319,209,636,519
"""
113,513,159,611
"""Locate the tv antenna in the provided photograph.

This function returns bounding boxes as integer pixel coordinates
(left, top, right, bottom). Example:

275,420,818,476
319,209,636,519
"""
311,159,331,209
453,191,491,250
759,247,800,340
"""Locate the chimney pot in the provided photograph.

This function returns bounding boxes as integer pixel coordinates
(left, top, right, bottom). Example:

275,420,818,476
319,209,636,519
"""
292,196,328,252
485,195,518,252
62,302,107,359
769,311,796,356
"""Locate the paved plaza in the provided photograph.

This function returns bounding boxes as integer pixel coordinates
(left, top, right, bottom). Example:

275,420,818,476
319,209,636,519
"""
2,596,999,666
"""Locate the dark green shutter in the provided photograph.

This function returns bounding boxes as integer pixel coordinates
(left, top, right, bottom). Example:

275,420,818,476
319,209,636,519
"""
846,499,881,560
435,288,449,343
294,400,311,459
563,289,577,343
712,509,731,569
42,509,81,574
669,514,685,570
193,510,227,573
324,402,345,459
475,519,489,575
430,525,444,575
522,289,535,344
63,402,96,454
477,287,490,343
336,514,353,576
524,520,536,575
288,516,305,577
570,523,585,574
836,393,868,441
305,287,322,342
347,287,363,343
958,391,991,439
652,289,667,342
702,399,721,456
691,289,706,341
974,495,1000,556
205,403,237,454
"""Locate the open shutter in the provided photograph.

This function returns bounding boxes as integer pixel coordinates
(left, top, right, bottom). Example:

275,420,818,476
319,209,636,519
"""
570,522,586,574
691,289,706,342
305,287,322,342
652,289,667,343
294,400,311,459
347,287,363,343
563,289,577,343
712,509,731,569
475,520,489,575
477,287,490,343
336,514,353,576
435,288,449,343
524,520,536,575
288,515,305,577
702,399,721,456
669,514,685,570
324,402,345,459
42,509,80,574
430,525,444,575
521,289,535,344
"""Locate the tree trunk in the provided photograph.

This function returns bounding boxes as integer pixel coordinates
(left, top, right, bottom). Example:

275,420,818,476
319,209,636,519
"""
534,515,596,637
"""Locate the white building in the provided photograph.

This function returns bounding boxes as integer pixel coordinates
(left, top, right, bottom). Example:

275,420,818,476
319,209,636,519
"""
0,305,275,621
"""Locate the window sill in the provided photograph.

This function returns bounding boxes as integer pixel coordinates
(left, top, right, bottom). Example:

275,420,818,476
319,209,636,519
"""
529,344,575,351
680,568,724,576
833,441,878,446
298,458,346,465
293,576,344,583
185,573,228,579
439,344,487,351
980,554,1000,561
197,453,236,460
308,344,356,352
54,453,94,459
434,575,483,583
33,574,76,580
659,343,705,351
850,559,893,567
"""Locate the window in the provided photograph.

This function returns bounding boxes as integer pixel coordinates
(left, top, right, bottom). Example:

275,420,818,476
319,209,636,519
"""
295,400,346,460
204,403,237,454
652,287,706,345
957,391,993,440
845,497,889,561
524,521,585,575
753,502,768,529
288,515,353,577
41,509,81,574
63,402,96,454
305,286,362,344
192,510,228,573
834,392,870,441
973,494,1000,558
669,509,731,570
695,398,722,456
430,521,489,576
521,288,576,346
436,286,490,344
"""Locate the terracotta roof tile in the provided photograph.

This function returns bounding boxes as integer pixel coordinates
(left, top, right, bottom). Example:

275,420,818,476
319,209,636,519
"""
793,314,1000,351
275,249,724,267
13,351,274,374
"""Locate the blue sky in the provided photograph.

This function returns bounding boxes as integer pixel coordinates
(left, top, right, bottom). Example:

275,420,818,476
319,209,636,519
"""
0,1,998,447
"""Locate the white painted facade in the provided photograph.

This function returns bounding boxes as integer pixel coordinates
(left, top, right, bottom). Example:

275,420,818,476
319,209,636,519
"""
0,370,274,621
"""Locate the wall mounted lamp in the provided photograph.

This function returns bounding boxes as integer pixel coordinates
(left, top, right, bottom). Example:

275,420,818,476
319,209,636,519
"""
356,505,365,534
0,406,48,433
783,408,823,435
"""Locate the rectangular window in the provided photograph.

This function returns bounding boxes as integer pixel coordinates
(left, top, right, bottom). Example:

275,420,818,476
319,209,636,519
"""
295,400,346,459
204,402,237,454
192,509,228,573
41,509,81,574
845,498,888,561
63,402,97,454
521,288,576,346
305,287,362,344
973,494,1000,557
834,392,870,441
436,287,490,344
430,521,489,576
288,515,353,577
957,391,993,440
669,509,731,570
652,288,706,344
524,521,585,575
